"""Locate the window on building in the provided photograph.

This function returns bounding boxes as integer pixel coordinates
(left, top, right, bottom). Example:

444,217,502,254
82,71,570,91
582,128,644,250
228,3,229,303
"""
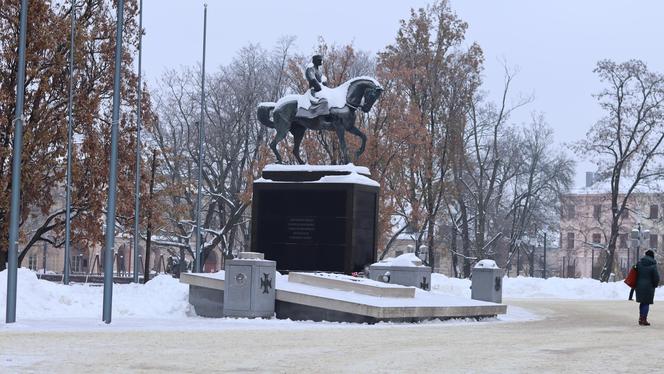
73,255,81,273
620,234,628,248
650,234,658,250
593,205,601,219
650,205,659,219
567,232,575,249
28,255,37,271
566,205,576,219
592,233,601,244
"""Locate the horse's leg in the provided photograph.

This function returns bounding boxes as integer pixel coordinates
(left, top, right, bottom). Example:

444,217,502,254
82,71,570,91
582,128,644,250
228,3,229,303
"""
269,112,290,164
290,123,306,165
347,126,367,162
335,125,349,164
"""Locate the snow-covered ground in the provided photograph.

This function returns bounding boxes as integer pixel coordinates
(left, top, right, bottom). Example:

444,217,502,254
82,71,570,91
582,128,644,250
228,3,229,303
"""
0,268,651,329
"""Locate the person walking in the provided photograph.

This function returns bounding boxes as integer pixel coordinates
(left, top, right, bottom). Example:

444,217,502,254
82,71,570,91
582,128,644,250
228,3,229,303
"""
635,249,660,326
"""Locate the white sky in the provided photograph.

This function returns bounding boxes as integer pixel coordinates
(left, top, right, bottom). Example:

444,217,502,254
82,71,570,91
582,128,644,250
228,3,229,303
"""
141,0,664,187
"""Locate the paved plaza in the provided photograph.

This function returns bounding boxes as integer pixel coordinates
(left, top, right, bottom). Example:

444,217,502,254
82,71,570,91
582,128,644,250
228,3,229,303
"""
2,299,663,373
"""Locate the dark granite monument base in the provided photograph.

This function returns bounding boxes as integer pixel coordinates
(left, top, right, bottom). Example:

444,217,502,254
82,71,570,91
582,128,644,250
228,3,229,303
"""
276,300,380,323
251,165,379,274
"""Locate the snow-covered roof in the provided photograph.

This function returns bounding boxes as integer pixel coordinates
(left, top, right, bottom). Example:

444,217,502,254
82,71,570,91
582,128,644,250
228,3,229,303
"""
569,175,664,195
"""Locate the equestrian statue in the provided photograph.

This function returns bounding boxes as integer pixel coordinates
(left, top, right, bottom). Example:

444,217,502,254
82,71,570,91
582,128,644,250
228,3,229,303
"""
257,55,383,164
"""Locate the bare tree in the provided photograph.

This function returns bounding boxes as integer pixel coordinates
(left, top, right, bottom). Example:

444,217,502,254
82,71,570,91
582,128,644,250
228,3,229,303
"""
501,115,574,272
150,44,282,269
574,59,664,282
377,0,482,271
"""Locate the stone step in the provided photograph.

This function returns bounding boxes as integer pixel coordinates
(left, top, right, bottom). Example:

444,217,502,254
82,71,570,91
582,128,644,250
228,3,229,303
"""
287,272,415,298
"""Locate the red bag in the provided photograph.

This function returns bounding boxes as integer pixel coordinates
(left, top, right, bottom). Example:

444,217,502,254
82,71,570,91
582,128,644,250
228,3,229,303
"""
624,266,638,288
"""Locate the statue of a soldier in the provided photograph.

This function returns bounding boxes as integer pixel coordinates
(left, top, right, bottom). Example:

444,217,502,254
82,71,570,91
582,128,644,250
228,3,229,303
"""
298,54,329,118
306,54,327,94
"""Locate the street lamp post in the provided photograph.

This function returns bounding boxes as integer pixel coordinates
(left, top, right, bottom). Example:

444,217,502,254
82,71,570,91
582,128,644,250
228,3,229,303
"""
591,245,594,279
631,223,649,263
627,240,630,267
631,226,640,261
42,242,47,274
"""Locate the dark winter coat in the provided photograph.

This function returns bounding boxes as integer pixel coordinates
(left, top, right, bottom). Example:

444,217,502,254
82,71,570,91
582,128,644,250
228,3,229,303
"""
635,254,660,305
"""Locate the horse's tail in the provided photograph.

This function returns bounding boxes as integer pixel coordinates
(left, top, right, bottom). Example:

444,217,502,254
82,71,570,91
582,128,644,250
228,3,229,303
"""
257,102,275,129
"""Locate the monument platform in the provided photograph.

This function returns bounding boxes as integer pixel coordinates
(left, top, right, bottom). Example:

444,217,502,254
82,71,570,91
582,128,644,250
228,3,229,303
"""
251,164,379,274
180,271,507,323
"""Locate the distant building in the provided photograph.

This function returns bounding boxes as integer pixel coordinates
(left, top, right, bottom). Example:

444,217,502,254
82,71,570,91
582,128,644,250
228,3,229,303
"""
559,172,664,278
17,184,216,277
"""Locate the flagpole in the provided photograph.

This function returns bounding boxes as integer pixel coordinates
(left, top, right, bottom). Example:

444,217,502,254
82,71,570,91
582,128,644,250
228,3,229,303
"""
64,0,77,286
132,0,143,284
102,0,125,324
194,3,207,273
6,0,29,324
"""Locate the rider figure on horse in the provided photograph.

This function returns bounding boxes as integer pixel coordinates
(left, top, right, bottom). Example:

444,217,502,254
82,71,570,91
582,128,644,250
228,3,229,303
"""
306,54,327,95
298,54,330,118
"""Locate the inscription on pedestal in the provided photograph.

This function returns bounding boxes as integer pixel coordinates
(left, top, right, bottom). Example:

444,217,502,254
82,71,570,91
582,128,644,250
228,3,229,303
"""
287,217,315,241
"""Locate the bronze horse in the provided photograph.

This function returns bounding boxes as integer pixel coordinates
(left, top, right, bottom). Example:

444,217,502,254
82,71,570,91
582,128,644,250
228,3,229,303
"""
257,77,383,164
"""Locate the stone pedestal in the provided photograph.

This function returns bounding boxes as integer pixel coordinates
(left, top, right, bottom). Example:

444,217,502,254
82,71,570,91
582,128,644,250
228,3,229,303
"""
471,259,503,303
251,164,379,274
223,252,276,318
368,265,432,290
368,254,432,290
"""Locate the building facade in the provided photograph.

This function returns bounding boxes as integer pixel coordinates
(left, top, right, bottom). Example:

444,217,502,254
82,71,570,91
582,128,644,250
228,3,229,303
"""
560,175,664,279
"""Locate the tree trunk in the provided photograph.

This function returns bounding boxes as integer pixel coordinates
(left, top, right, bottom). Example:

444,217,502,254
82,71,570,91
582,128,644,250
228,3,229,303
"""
427,219,435,272
143,150,157,283
600,180,621,282
600,223,620,282
460,202,471,278
450,226,458,277
529,247,535,277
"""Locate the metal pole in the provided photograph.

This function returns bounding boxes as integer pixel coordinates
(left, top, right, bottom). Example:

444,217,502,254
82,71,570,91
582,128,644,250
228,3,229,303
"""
42,242,47,274
64,0,77,286
132,0,143,284
627,241,630,265
102,0,125,324
6,0,29,324
194,4,208,273
636,225,640,262
591,247,594,279
543,232,547,279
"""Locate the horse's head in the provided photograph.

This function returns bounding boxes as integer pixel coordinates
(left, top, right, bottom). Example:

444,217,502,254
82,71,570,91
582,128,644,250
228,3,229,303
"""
361,84,383,113
346,78,383,113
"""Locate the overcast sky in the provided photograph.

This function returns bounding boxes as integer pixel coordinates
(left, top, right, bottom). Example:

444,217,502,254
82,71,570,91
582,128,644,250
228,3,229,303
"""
141,0,664,187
